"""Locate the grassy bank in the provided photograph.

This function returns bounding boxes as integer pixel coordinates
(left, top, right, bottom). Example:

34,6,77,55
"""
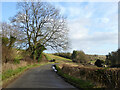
2,62,51,87
56,65,94,89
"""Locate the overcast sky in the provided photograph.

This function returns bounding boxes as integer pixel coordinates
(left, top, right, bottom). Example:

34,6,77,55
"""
2,1,118,55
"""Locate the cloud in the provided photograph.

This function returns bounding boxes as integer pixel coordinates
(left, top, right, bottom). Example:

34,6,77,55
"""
72,32,118,44
51,2,118,55
68,18,90,39
68,17,118,54
101,18,109,23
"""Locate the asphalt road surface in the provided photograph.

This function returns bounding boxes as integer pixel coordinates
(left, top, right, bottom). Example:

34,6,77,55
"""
6,64,77,89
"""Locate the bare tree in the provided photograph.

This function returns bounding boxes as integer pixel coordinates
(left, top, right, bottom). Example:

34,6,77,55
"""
2,22,11,38
2,22,26,49
10,2,69,60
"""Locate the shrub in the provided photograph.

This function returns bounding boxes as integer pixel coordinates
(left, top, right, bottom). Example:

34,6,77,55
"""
95,59,104,67
14,57,20,64
71,50,88,64
2,46,16,63
2,36,17,63
76,51,88,63
56,65,94,88
71,50,77,59
106,49,120,66
8,35,16,48
2,37,9,46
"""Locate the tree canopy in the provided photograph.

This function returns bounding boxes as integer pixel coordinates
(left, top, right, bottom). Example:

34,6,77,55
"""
10,2,69,61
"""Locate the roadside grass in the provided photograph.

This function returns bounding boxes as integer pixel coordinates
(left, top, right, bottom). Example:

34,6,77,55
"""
2,66,27,80
56,65,95,89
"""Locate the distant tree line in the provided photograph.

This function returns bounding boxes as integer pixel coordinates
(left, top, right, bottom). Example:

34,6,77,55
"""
54,50,89,64
54,50,107,67
54,49,120,68
54,52,71,59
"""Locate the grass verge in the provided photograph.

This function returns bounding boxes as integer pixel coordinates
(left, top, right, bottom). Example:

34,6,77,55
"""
56,65,95,89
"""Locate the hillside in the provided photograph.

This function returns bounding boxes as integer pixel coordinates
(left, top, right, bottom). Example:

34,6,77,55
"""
44,53,84,67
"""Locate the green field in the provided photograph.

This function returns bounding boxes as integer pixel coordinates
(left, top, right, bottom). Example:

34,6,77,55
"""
44,53,82,67
44,53,72,61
